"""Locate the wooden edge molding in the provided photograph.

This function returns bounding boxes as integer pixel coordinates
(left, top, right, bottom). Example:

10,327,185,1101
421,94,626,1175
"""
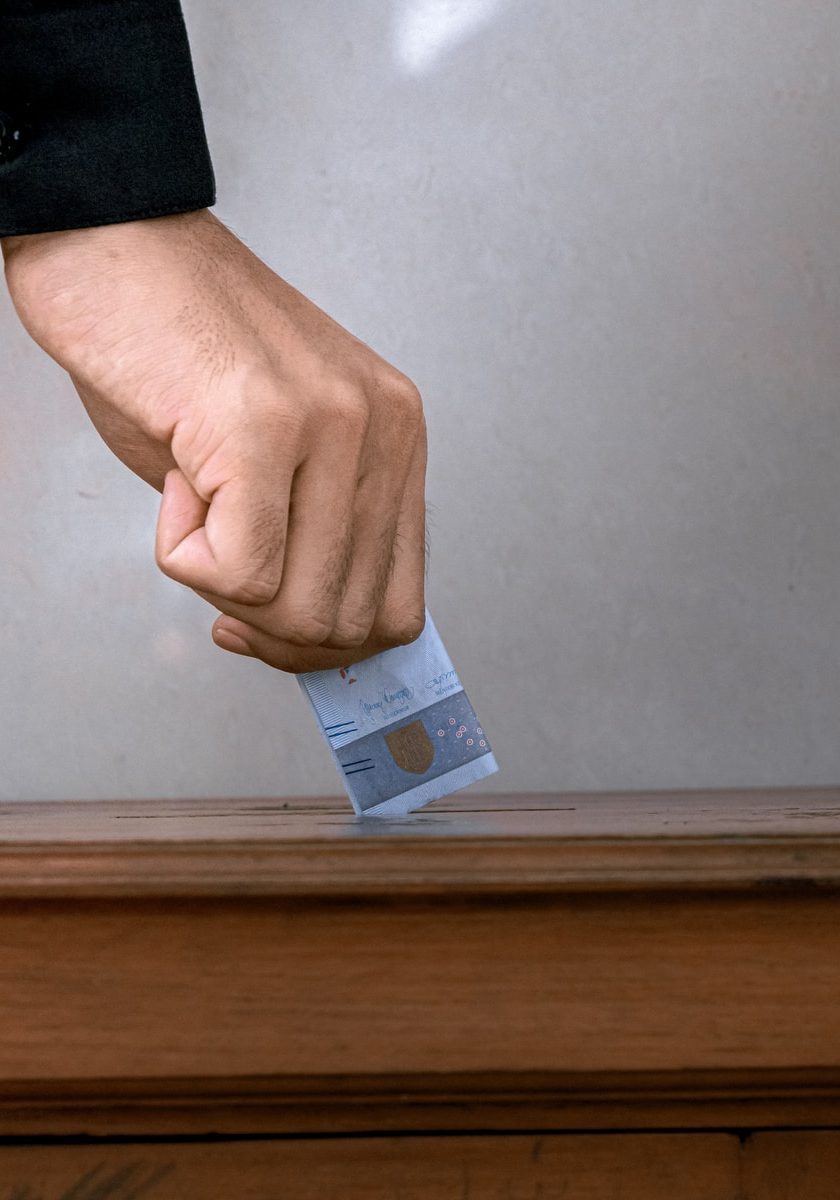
0,836,839,897
2,1070,840,1138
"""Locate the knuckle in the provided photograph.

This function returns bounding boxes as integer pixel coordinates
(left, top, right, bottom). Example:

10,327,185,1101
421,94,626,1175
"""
155,549,182,584
325,618,374,650
329,388,370,438
380,371,424,424
154,545,192,588
251,397,308,451
376,610,426,647
218,576,278,606
280,608,334,647
240,505,287,580
155,544,279,607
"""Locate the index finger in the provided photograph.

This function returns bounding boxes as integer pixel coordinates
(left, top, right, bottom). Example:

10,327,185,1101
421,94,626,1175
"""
155,465,291,606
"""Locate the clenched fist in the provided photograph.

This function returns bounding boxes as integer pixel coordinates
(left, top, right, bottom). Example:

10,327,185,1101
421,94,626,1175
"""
2,209,427,671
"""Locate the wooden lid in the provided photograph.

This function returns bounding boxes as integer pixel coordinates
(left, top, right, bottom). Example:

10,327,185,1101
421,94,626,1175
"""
0,788,839,897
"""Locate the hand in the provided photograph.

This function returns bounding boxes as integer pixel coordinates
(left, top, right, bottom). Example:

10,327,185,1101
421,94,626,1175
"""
2,210,427,672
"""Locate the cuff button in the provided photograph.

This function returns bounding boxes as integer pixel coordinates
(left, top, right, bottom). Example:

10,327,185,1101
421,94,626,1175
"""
0,110,25,165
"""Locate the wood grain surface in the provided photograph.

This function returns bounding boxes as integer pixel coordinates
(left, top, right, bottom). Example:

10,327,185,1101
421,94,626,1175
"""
743,1132,840,1198
0,891,839,1082
0,1133,740,1199
5,1132,840,1197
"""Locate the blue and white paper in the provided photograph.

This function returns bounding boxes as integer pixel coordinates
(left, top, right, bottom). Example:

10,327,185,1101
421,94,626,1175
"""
298,609,498,816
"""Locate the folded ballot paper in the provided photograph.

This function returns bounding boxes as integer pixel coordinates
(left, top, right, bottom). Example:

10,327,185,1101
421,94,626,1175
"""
298,609,498,816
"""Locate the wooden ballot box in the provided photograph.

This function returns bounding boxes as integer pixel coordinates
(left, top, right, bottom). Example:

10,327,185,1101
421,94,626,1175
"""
0,788,839,1196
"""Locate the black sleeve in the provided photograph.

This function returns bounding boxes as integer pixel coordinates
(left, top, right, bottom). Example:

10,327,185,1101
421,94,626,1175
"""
0,0,216,237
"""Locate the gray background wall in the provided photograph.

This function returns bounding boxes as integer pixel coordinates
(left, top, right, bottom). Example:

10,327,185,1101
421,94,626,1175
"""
1,0,839,800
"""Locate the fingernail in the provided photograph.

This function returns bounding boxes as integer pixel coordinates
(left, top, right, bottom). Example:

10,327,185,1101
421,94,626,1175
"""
213,626,254,656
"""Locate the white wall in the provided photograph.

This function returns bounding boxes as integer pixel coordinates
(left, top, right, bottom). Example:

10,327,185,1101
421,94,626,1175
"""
1,0,839,799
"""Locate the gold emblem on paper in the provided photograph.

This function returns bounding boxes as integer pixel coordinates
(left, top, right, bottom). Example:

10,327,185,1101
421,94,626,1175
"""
384,720,435,774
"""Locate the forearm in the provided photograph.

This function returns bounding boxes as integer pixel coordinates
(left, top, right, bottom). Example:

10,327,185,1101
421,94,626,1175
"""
0,0,215,238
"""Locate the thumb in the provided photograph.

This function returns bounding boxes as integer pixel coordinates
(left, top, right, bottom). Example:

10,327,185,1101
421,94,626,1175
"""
155,466,289,605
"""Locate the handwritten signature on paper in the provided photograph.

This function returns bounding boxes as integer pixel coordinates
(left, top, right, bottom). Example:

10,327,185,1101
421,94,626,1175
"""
360,685,414,716
8,1161,175,1200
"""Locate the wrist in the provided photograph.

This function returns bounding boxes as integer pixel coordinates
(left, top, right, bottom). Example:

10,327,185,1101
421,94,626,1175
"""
3,208,212,265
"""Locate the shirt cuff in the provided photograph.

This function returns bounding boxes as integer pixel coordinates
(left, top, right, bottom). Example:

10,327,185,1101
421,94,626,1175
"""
0,0,216,237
